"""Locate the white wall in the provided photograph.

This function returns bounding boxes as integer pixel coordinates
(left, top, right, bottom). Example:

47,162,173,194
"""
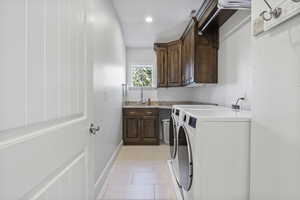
89,0,126,195
192,11,253,110
250,2,300,200
191,9,300,199
126,47,194,102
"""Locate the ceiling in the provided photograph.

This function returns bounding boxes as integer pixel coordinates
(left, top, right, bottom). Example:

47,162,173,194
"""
112,0,202,48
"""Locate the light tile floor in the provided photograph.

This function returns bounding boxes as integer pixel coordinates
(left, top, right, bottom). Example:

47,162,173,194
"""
98,145,177,200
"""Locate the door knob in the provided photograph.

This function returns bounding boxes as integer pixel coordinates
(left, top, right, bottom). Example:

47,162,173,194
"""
89,123,100,135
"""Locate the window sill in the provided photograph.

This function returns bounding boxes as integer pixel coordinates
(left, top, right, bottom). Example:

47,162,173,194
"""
128,86,157,91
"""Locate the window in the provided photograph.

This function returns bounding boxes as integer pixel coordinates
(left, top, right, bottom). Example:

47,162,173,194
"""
131,64,153,87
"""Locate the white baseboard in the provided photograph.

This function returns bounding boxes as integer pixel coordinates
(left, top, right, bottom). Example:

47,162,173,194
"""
167,160,184,200
94,140,123,198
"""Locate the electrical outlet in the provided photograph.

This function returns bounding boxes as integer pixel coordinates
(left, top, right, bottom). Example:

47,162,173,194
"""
253,17,265,36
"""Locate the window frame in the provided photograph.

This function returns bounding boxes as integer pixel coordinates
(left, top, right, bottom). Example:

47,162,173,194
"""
130,64,154,88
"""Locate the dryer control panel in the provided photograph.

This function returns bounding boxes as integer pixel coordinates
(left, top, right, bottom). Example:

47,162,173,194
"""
188,116,197,128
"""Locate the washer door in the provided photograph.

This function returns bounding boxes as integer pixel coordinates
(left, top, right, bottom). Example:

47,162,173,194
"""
169,115,177,159
178,126,193,191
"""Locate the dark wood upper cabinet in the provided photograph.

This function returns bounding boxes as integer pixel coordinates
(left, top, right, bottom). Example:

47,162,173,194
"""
181,23,219,85
152,0,238,87
195,44,218,83
167,40,182,87
155,47,168,87
154,21,218,87
181,26,195,85
155,40,182,87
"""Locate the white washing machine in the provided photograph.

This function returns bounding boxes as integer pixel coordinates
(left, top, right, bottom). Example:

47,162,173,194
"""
169,105,228,193
177,109,251,200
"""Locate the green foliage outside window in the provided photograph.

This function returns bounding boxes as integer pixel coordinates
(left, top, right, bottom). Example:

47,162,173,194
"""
132,65,152,87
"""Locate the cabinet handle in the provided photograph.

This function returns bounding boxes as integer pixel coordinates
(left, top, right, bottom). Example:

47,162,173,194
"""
146,112,153,114
129,111,136,115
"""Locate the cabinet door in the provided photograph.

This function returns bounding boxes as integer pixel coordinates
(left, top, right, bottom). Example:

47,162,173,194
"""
195,45,218,83
123,117,141,144
167,42,182,87
182,37,189,85
156,48,168,87
194,28,218,83
181,28,195,85
141,116,159,145
181,38,188,85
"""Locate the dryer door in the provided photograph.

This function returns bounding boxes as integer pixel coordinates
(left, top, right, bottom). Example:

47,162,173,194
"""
178,126,193,191
169,115,177,159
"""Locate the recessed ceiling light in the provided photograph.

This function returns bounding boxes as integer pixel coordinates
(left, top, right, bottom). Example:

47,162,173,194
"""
145,16,153,23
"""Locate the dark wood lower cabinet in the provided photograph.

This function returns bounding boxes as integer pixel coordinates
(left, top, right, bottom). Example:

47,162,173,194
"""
141,116,159,144
123,108,159,145
123,117,141,144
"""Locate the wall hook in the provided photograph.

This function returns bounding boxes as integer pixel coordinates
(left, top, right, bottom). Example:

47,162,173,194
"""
260,0,282,21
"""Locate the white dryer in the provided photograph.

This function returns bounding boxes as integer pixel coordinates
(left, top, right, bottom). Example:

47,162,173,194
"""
177,109,251,200
169,105,190,187
169,105,227,189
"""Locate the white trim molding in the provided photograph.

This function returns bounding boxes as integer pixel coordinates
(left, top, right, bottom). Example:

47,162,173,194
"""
94,140,123,197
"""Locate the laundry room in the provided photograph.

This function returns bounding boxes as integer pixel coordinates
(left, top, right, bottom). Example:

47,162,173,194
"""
0,0,300,200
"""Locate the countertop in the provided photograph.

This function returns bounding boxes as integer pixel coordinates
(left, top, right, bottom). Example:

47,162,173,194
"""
122,101,217,109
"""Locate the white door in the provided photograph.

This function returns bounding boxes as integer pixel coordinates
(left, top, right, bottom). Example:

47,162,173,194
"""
0,0,95,199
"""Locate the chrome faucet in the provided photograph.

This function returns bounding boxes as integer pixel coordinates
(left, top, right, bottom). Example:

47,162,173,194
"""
140,87,145,104
122,83,128,102
232,97,245,110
